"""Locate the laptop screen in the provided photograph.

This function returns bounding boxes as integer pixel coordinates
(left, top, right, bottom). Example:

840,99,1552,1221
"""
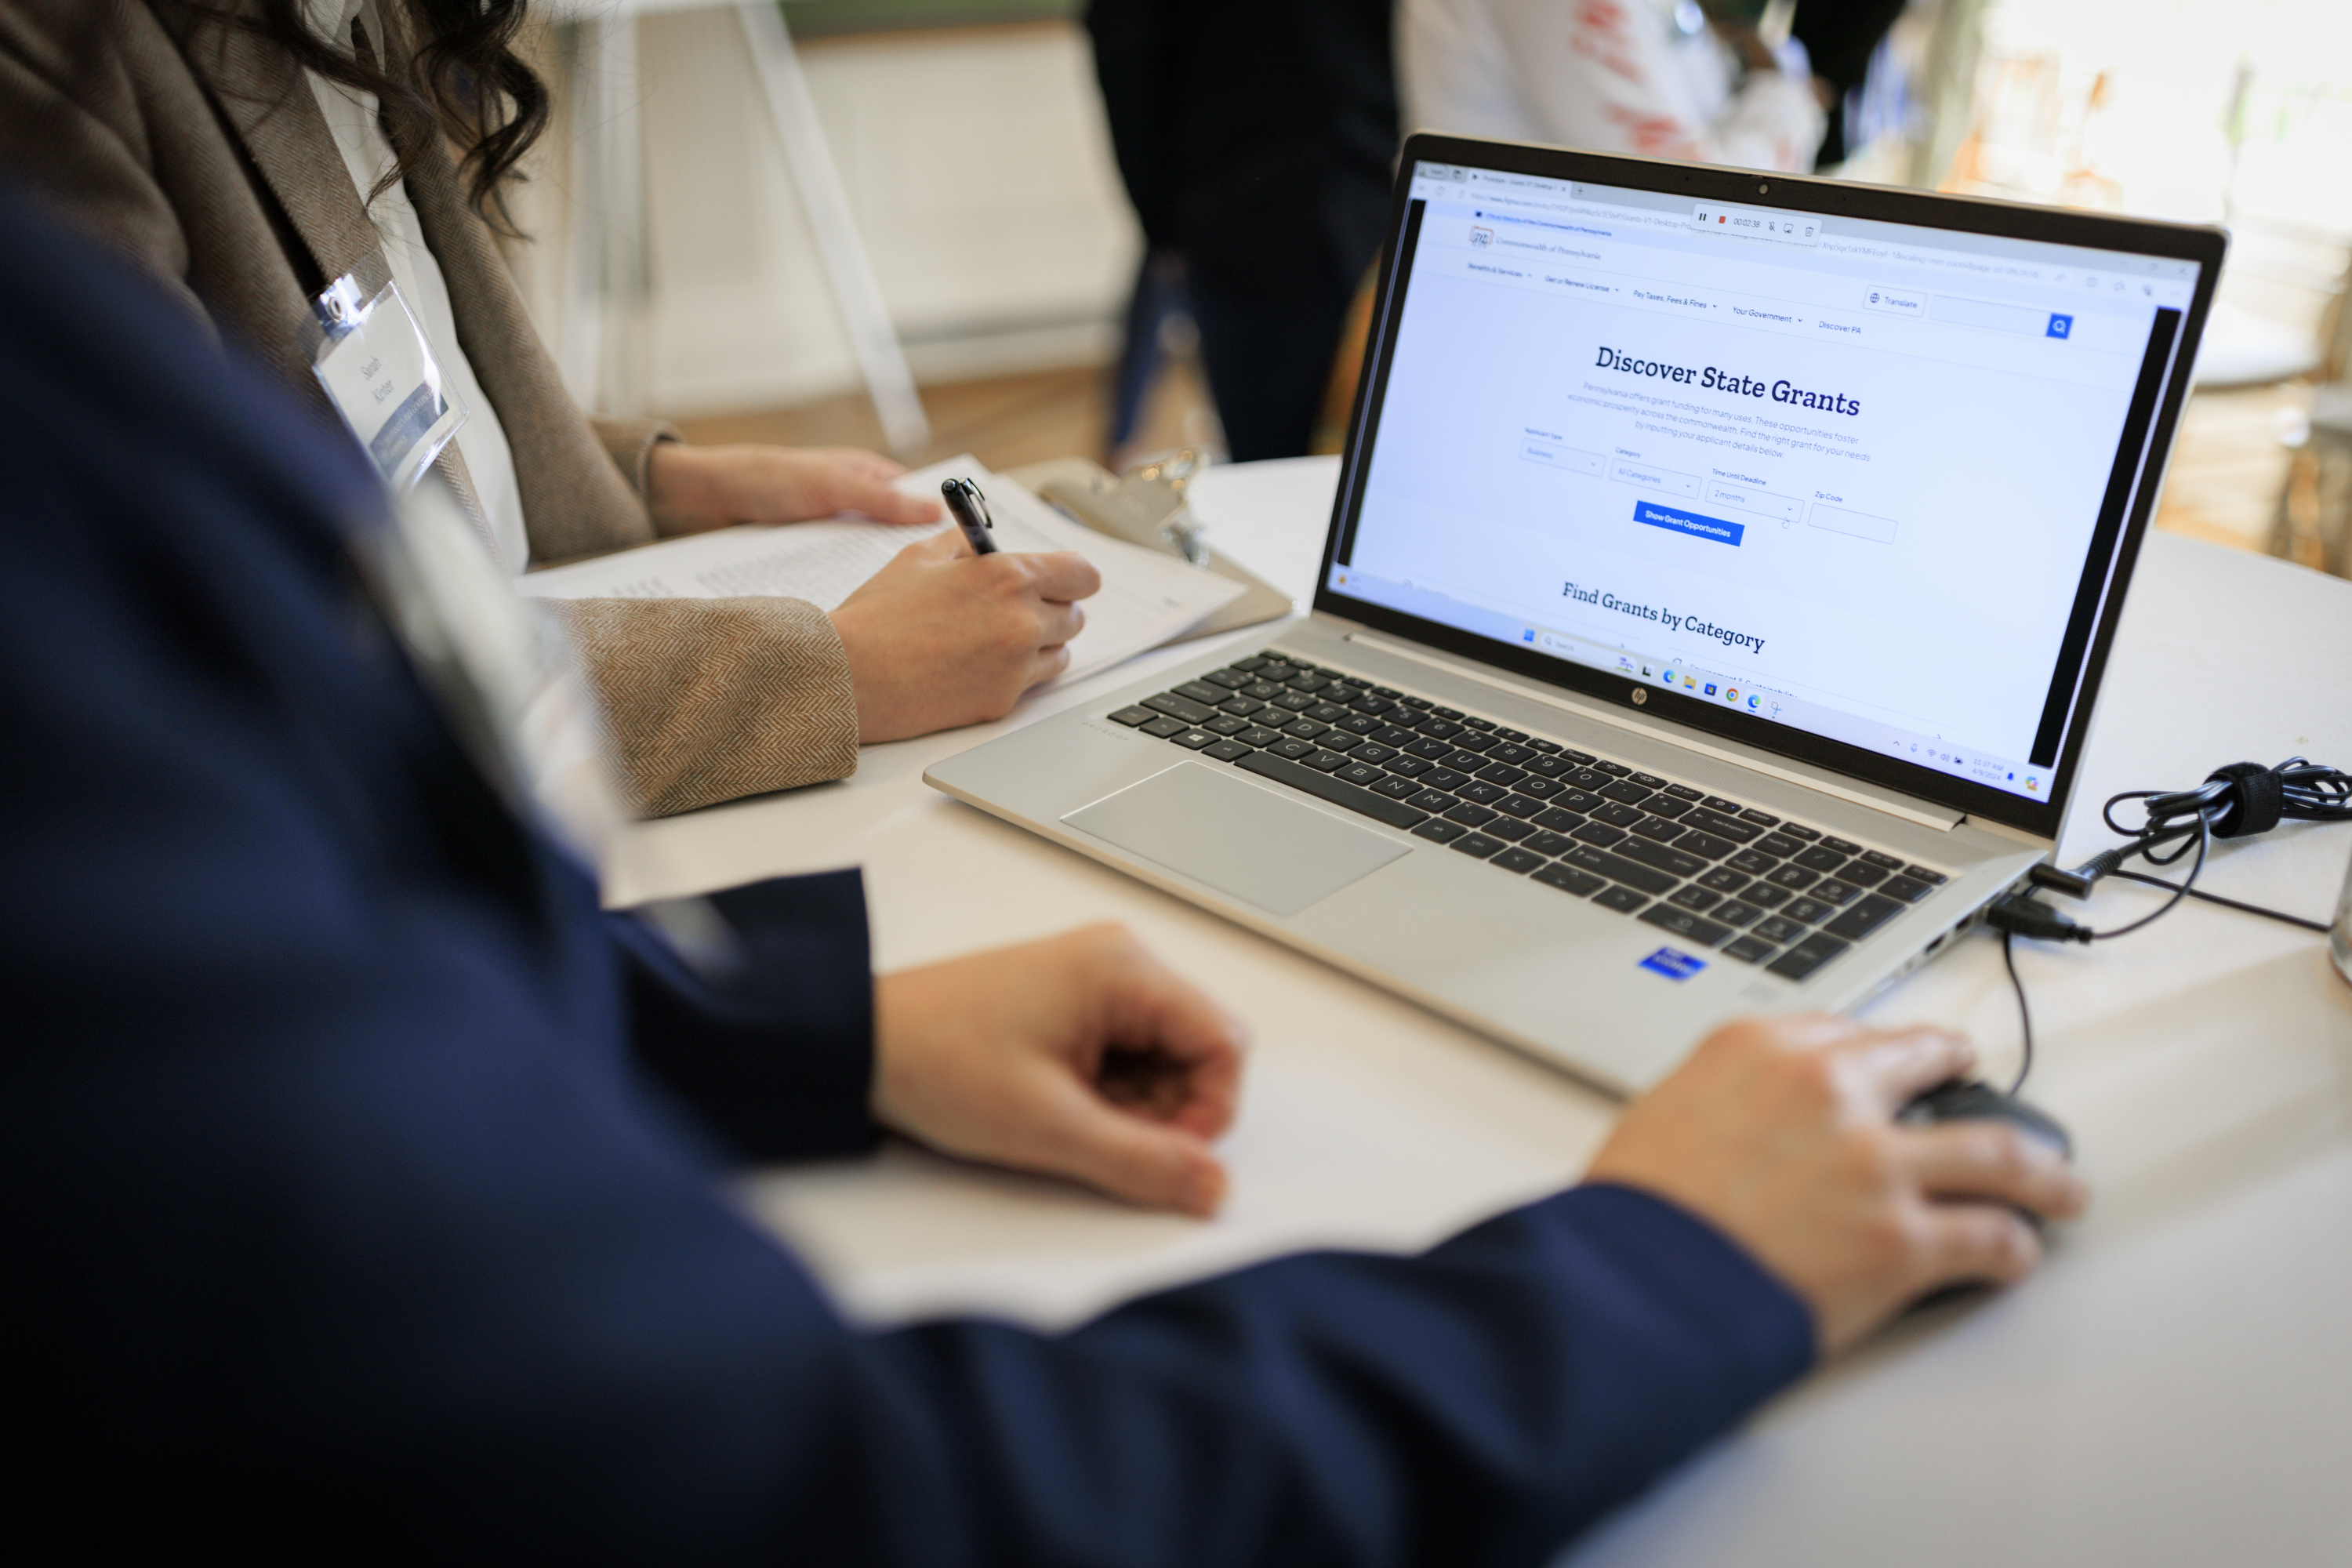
1323,147,2216,828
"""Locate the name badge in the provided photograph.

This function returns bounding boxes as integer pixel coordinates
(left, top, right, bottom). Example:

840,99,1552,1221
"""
306,273,466,493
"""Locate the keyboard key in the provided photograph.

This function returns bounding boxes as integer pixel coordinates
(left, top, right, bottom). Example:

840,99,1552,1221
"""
1337,713,1382,735
1631,815,1683,842
1860,850,1905,870
1753,833,1804,858
1566,768,1611,790
1355,743,1398,765
1109,706,1156,726
1450,833,1505,860
1338,762,1384,786
1752,916,1807,944
1528,739,1563,756
1373,775,1421,800
1417,717,1465,740
1205,716,1250,736
1571,821,1628,849
1668,885,1722,913
1234,748,1431,829
1592,760,1632,778
1559,749,1597,764
1351,695,1394,716
1200,667,1250,689
1824,894,1905,941
1533,863,1607,897
1809,878,1862,907
1903,865,1948,884
1405,738,1454,760
1738,808,1780,827
1307,702,1351,723
1712,900,1764,928
1700,794,1743,813
1489,742,1534,766
1461,716,1496,731
1591,803,1646,828
1423,767,1470,791
1445,803,1499,828
1600,780,1653,807
1592,886,1650,913
1453,733,1499,754
1639,906,1733,947
1791,845,1847,873
1242,680,1286,700
1557,789,1604,813
1413,819,1465,843
1374,725,1421,747
1659,783,1700,801
1782,896,1835,925
1478,762,1529,786
1287,673,1329,692
1764,864,1820,891
1496,794,1545,819
1618,837,1707,879
1237,726,1286,747
1524,754,1570,777
1525,830,1577,857
1145,692,1218,724
1560,844,1679,895
1726,848,1777,877
1878,874,1934,903
1496,727,1528,742
1743,884,1791,909
1837,861,1889,887
1304,750,1349,772
1823,837,1862,855
1269,739,1316,760
1229,655,1270,671
1171,728,1218,750
1318,732,1363,755
1766,932,1852,981
1174,680,1229,704
1457,781,1508,805
1443,750,1490,772
1516,776,1563,799
1370,686,1401,699
1682,808,1761,843
1722,935,1777,964
1407,789,1457,813
1644,796,1693,819
1780,822,1822,841
1631,771,1668,788
1533,807,1585,833
1385,755,1432,778
1492,847,1545,874
1697,866,1751,893
1281,719,1329,742
1203,739,1251,761
1486,818,1536,842
1141,716,1189,739
1673,829,1737,861
1255,662,1296,683
1431,705,1464,720
1272,691,1316,712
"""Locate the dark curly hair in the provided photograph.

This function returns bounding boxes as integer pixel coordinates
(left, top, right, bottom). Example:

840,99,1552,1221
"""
172,1,549,233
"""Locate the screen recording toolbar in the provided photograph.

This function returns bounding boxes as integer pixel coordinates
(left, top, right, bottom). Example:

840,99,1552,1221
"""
1329,162,2198,804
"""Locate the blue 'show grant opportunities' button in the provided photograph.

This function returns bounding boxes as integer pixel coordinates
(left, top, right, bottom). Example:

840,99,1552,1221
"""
1632,501,1744,546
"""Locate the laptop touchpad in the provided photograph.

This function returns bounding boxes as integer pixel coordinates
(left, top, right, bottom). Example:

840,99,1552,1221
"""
1062,762,1410,917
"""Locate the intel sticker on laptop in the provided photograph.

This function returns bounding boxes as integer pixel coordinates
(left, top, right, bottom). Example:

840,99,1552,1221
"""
1639,947,1707,981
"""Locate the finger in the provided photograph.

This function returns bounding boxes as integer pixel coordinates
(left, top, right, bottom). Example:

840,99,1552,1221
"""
1097,942,1247,1140
1838,1025,1977,1109
823,447,908,481
1913,1203,2042,1290
1901,1123,2086,1219
1025,643,1072,689
1036,1071,1230,1214
842,474,944,526
1030,599,1086,648
900,529,966,565
1016,550,1103,603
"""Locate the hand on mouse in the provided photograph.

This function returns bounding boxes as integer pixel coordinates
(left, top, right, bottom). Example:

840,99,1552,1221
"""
871,924,1246,1215
1585,1014,2089,1354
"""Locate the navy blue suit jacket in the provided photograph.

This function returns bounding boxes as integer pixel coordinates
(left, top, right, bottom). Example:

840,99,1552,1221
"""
0,193,1812,1561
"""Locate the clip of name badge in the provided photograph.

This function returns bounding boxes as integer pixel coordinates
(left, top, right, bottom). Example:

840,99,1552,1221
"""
303,273,466,494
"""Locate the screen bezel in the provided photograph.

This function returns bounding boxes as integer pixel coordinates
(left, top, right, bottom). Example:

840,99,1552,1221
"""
1315,132,2227,840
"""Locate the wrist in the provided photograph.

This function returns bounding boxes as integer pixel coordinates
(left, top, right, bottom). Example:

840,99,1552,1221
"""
646,442,724,533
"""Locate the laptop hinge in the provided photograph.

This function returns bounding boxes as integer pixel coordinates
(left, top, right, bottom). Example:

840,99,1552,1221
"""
1341,630,1965,833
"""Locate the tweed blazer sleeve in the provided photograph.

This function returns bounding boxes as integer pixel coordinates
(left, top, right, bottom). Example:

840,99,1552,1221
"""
0,0,866,815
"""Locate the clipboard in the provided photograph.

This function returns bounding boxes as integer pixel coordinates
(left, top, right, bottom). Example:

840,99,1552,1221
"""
1007,452,1295,644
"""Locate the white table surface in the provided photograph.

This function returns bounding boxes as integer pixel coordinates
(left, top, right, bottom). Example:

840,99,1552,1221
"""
604,456,2352,1567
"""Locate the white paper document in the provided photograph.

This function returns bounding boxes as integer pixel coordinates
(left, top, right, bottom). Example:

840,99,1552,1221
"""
520,457,1244,685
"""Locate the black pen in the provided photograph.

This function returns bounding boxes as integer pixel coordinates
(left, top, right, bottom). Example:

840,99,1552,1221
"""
941,477,999,555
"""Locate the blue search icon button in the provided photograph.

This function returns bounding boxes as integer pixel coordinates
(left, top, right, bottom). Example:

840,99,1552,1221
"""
2045,313,2074,339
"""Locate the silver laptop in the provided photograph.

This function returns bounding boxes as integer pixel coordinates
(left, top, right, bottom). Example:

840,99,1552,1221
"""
927,133,2225,1094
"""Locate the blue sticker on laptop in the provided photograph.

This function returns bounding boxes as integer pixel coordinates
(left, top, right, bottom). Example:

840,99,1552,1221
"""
1638,947,1707,981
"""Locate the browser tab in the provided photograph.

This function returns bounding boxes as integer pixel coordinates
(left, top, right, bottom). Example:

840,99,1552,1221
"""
1690,202,1821,246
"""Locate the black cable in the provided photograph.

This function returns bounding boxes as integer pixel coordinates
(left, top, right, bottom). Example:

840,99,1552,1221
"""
2000,929,2032,1097
2103,868,2333,934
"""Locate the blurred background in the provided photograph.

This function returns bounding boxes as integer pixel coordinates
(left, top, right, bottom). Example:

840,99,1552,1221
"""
506,0,2352,575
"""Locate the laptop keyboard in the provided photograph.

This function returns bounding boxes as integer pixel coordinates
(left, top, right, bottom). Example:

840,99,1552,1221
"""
1105,650,1949,982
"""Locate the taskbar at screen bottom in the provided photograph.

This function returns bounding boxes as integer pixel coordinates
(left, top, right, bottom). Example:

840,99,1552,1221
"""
1323,568,2051,805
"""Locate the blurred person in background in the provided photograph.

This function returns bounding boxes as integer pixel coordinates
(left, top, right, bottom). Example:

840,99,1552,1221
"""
1090,0,1401,462
7,176,2086,1559
1402,0,1828,173
0,0,1098,818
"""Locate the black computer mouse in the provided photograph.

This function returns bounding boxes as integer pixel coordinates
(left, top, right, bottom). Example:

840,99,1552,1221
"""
1896,1079,2072,1160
